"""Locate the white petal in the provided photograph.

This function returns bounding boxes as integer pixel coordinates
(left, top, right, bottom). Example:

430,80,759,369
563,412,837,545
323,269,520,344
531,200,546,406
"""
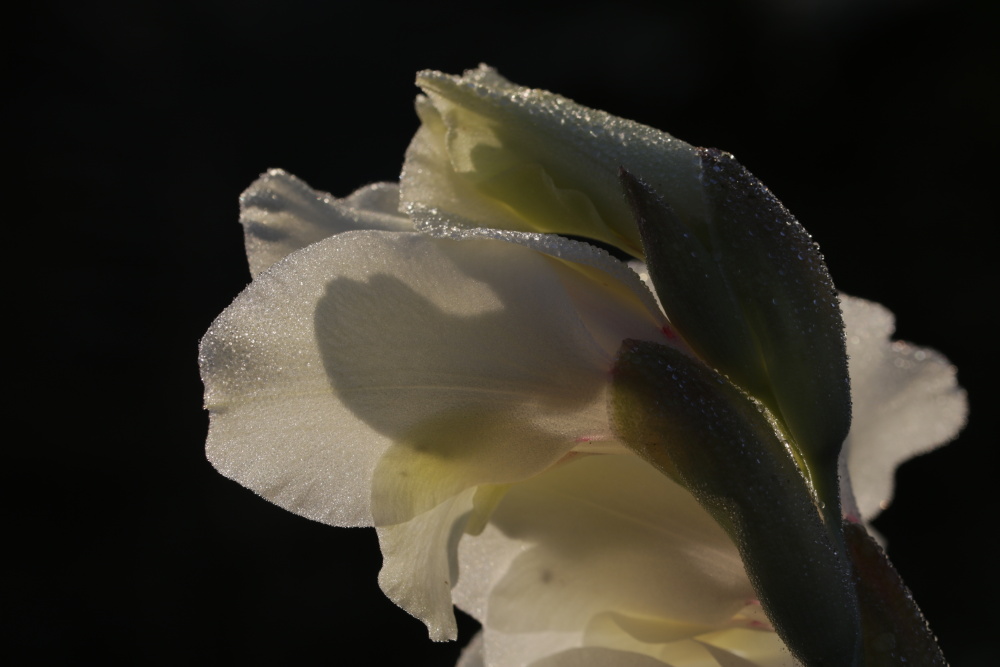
529,647,673,667
480,627,583,667
451,515,528,623
456,632,486,667
359,233,668,527
201,236,399,527
416,225,670,356
588,635,713,666
696,630,799,667
402,65,704,257
464,456,752,638
201,229,667,626
575,611,795,667
452,456,796,666
239,169,410,277
377,488,475,641
839,294,967,521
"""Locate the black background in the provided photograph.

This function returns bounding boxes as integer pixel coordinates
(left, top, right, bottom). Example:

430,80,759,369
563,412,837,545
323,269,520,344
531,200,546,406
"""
13,1,997,664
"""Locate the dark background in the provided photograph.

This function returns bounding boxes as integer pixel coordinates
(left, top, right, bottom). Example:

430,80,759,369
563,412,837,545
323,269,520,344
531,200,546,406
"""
13,0,997,664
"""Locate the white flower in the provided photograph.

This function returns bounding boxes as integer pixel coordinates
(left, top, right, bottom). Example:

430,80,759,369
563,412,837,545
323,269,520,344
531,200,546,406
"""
203,171,674,639
200,68,967,665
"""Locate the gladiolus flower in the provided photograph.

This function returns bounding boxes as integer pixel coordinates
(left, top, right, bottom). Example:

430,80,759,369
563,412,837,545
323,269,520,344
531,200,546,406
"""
201,67,966,666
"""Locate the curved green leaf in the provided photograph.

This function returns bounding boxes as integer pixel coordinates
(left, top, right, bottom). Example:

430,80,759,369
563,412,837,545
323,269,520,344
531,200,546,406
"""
611,339,860,666
699,148,851,518
620,153,851,519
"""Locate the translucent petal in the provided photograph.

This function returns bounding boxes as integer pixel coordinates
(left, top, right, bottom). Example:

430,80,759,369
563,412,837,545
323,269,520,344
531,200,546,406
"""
202,228,667,628
577,607,797,667
452,456,807,666
839,295,967,521
486,628,582,667
412,224,670,356
456,632,485,667
697,629,799,667
401,65,704,257
201,236,398,527
357,232,667,528
529,647,674,667
451,519,528,623
585,627,716,667
377,488,475,641
239,169,410,277
472,614,795,666
474,455,753,635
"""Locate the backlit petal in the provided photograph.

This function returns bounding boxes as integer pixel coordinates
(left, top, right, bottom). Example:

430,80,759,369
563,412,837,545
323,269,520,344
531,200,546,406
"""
529,647,674,667
839,295,967,521
457,632,486,667
696,630,799,666
462,455,752,639
377,488,476,641
201,226,667,638
487,628,582,667
351,232,665,528
240,168,410,277
402,65,704,257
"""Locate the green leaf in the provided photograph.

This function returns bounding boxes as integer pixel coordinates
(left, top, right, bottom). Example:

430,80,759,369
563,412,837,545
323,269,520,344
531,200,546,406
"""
619,168,769,403
620,152,851,519
611,339,860,666
699,148,851,516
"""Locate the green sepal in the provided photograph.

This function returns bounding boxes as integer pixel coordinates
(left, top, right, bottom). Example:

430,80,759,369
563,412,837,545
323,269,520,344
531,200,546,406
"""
620,152,851,521
699,148,851,518
844,522,947,666
611,339,860,666
619,167,769,408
